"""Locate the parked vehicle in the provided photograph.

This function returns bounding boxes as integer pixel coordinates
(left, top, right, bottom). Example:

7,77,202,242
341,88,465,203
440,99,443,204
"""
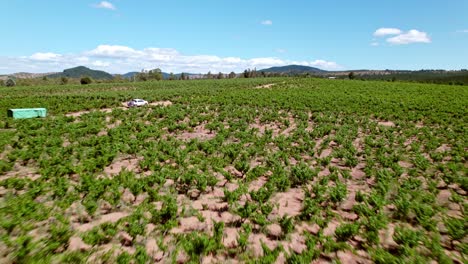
127,99,148,107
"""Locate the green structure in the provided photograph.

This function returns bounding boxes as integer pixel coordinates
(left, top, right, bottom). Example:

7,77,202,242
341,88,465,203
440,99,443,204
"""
7,108,47,119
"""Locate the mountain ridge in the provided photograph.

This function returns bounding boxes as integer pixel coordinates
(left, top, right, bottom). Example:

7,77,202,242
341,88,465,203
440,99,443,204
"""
259,65,326,74
47,66,114,80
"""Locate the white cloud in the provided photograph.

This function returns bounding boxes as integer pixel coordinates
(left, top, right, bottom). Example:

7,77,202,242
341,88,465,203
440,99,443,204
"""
249,57,283,66
374,28,402,37
0,45,343,74
294,60,340,70
30,52,62,61
94,1,116,10
261,20,273,26
91,60,111,67
374,28,431,45
386,30,431,44
87,45,141,58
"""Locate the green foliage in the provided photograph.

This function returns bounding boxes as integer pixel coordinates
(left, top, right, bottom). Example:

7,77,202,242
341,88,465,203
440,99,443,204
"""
116,252,132,264
182,224,224,262
49,66,114,80
134,245,149,264
80,76,93,85
82,223,117,246
61,251,89,263
335,222,360,241
60,76,69,85
444,217,467,240
0,77,466,263
5,78,16,87
150,195,178,230
330,182,348,204
290,163,317,187
279,215,294,236
237,224,252,251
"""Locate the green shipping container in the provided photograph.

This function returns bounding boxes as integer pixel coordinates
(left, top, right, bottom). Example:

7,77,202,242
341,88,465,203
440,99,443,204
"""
7,108,47,119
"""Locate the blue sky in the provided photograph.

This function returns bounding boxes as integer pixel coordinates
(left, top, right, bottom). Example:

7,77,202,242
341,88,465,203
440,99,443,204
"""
0,0,467,74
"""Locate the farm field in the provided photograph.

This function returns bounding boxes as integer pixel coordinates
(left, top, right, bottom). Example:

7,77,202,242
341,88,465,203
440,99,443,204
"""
0,78,467,263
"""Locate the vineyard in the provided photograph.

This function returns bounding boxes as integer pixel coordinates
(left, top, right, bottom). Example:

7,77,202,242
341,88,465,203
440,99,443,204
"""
0,78,466,263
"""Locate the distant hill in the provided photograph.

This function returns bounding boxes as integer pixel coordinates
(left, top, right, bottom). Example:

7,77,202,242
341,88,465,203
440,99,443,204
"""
121,71,202,80
121,72,139,79
0,72,57,80
48,66,114,80
260,65,327,74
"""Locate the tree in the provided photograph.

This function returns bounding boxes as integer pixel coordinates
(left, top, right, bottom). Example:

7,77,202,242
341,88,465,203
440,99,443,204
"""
80,76,93,85
251,68,257,78
348,72,356,80
217,72,224,79
180,72,186,80
113,74,124,82
5,78,16,87
206,71,213,79
169,72,175,80
243,69,249,78
60,77,68,85
136,70,148,81
229,72,236,79
148,68,163,81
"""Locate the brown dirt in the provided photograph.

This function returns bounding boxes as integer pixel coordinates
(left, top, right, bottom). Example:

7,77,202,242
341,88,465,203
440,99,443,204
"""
74,212,129,232
248,176,268,192
378,121,396,127
437,189,452,206
68,236,91,252
103,156,141,176
106,120,122,129
62,139,71,147
65,100,172,118
319,148,333,158
65,107,126,118
337,250,372,264
318,167,331,177
177,124,216,141
191,191,226,211
398,161,412,168
436,144,451,152
283,233,307,254
1,163,41,181
269,188,304,218
223,228,239,248
220,211,241,224
171,217,207,234
224,166,243,179
379,224,398,250
266,224,282,238
323,220,340,236
249,114,296,138
352,130,365,152
122,188,136,204
254,83,276,89
297,222,320,235
97,130,108,136
65,110,91,117
149,100,173,107
248,233,278,257
351,162,366,179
